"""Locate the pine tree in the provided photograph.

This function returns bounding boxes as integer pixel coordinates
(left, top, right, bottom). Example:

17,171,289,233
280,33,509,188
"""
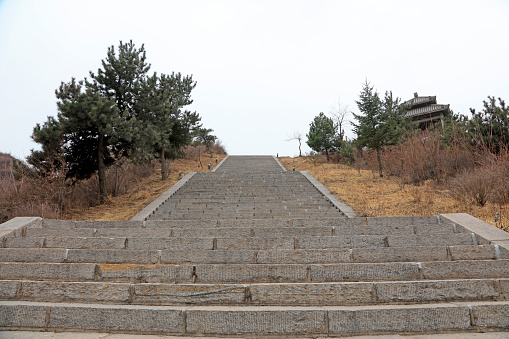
306,112,342,161
352,80,408,177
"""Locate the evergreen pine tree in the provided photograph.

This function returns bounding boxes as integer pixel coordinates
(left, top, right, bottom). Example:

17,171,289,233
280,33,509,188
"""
306,112,342,161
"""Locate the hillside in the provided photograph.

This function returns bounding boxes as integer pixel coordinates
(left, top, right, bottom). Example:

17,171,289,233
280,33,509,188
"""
0,152,14,180
279,157,508,232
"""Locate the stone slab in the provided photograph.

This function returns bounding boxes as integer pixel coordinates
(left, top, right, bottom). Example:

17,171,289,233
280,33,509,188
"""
215,237,294,250
0,302,47,327
387,233,473,247
249,282,374,305
67,249,159,264
172,228,252,238
20,281,130,302
449,245,497,261
160,250,255,264
352,246,448,263
310,263,421,282
75,221,143,229
0,263,96,281
471,301,509,328
0,281,19,298
298,235,385,249
25,228,95,238
375,279,499,302
333,225,415,236
328,304,471,333
256,249,351,264
48,303,184,333
127,238,214,250
367,216,440,226
3,237,44,248
185,306,327,334
195,264,308,283
98,264,193,283
95,229,172,238
134,283,246,304
41,219,75,228
421,260,509,279
44,237,126,249
0,248,66,262
253,227,333,237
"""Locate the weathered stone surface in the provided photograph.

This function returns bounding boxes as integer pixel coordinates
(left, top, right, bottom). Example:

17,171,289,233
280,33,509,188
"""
352,246,448,263
98,264,193,283
387,233,473,247
449,245,497,261
20,281,130,302
3,237,44,248
161,250,255,264
367,216,439,226
0,248,66,263
0,280,19,298
75,220,143,229
216,237,294,250
145,220,218,228
310,263,421,282
41,219,75,228
375,279,499,302
414,223,455,234
253,227,333,237
127,238,213,250
0,302,47,327
186,306,327,334
44,237,126,249
298,235,385,249
0,263,96,281
500,279,509,297
195,264,308,283
422,260,509,279
95,228,171,238
134,283,246,304
328,304,471,332
256,249,351,264
471,301,509,328
333,225,414,236
49,303,184,332
293,218,362,227
172,228,251,238
66,249,159,264
250,282,373,305
25,228,95,238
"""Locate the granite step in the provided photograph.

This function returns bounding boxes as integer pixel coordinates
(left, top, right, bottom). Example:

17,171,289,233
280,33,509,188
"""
0,300,508,335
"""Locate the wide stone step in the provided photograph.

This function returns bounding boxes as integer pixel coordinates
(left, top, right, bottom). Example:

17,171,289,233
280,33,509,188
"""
0,300,508,335
0,278,506,306
0,245,499,264
2,233,475,250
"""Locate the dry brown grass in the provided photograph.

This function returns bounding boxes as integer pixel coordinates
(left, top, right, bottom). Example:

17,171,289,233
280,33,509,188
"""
279,156,509,232
66,154,226,221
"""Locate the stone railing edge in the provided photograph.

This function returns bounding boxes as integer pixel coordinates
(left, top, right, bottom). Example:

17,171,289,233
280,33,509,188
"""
440,213,509,258
299,170,356,218
211,155,229,172
272,155,287,171
131,172,197,221
0,216,41,238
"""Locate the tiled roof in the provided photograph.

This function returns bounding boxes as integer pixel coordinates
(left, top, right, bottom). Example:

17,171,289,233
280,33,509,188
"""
401,96,437,109
404,104,450,118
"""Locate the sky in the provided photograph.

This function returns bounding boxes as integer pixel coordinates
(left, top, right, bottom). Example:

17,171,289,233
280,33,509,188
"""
1,0,508,159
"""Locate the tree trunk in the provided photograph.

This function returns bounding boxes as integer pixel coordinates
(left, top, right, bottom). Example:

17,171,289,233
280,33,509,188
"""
161,148,167,180
98,134,108,204
376,147,383,177
325,148,330,161
298,141,302,157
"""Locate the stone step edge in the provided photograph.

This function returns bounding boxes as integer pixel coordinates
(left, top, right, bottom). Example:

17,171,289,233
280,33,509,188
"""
0,278,507,306
0,300,508,335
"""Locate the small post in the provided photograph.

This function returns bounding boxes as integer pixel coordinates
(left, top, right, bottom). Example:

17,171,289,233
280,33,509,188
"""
277,153,278,158
208,163,211,170
292,166,295,171
216,157,218,163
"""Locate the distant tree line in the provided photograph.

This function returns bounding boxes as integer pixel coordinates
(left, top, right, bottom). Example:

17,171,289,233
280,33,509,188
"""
29,41,218,203
303,80,508,178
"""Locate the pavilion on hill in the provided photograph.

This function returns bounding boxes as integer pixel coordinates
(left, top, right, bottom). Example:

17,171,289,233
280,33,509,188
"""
401,92,450,129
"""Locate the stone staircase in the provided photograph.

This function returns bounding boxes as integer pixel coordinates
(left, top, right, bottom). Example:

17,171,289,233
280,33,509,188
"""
0,155,508,337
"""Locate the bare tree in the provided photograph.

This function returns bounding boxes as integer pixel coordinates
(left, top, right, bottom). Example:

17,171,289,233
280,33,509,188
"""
330,98,349,137
287,132,304,157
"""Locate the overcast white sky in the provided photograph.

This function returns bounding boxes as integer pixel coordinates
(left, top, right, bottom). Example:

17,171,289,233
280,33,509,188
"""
1,0,508,159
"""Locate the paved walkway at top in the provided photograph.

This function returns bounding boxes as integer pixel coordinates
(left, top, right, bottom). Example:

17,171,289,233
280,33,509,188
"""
213,155,285,172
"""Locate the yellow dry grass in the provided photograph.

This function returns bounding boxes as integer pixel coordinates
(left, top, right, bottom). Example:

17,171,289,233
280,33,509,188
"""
279,156,509,232
66,154,226,221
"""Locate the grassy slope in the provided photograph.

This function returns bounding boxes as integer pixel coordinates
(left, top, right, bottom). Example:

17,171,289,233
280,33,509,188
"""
279,157,508,232
67,154,226,221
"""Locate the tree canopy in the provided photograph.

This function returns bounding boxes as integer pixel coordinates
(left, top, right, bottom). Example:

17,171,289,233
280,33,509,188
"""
306,112,343,161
